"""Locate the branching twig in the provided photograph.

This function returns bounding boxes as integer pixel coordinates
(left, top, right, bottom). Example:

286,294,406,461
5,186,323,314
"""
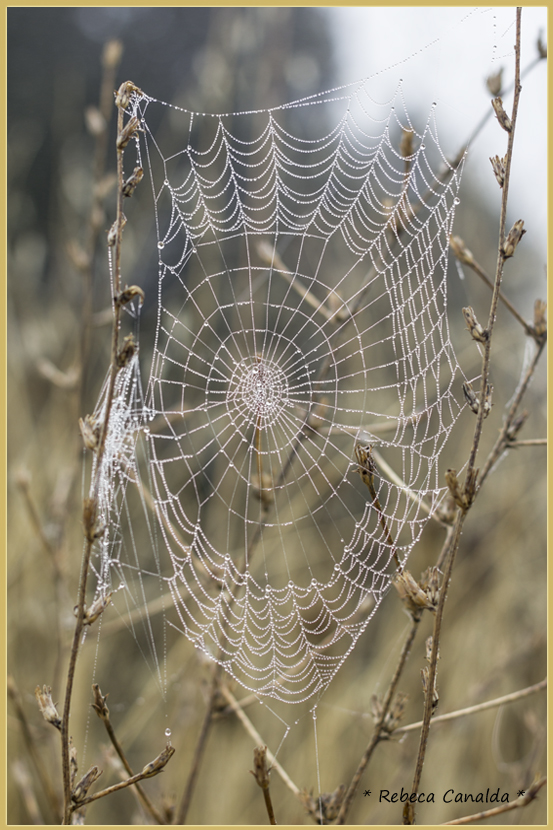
336,614,420,824
394,678,546,735
404,11,524,823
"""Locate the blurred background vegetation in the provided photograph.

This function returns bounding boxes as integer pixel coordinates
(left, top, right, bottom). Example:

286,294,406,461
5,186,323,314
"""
7,7,546,825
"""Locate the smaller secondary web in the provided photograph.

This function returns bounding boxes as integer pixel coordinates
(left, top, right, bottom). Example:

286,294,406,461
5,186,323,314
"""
91,79,465,704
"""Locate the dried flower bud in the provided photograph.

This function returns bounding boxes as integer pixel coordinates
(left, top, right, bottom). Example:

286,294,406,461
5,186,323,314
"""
486,68,503,96
107,214,127,247
300,785,346,824
115,80,142,110
116,333,137,368
481,381,493,419
85,106,106,136
503,220,526,258
91,684,110,721
462,381,480,415
72,765,102,805
83,497,104,542
491,96,512,132
115,284,145,307
489,154,506,188
421,666,439,714
250,746,271,790
393,570,435,618
449,235,474,265
419,567,441,610
463,468,479,509
116,116,140,150
537,32,547,59
355,443,377,490
533,299,547,338
400,129,414,158
445,468,465,511
81,592,113,626
462,307,488,343
122,166,144,198
141,743,176,778
35,685,61,730
79,414,101,452
102,39,123,70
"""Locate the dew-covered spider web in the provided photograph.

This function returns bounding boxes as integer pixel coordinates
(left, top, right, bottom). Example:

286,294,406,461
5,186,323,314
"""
90,78,466,705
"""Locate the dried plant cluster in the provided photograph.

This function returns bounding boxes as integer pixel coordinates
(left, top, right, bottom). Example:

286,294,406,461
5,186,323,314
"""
8,9,546,825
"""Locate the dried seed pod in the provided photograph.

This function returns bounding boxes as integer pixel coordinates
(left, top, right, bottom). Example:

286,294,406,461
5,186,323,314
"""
503,219,526,258
122,165,144,198
489,154,506,188
491,96,512,132
462,381,480,415
71,765,102,805
462,306,488,343
481,381,493,419
386,691,409,732
107,214,127,247
486,67,503,96
115,80,142,110
355,443,377,490
250,746,271,790
449,235,474,265
141,743,176,778
115,285,145,307
116,334,137,368
419,567,441,611
445,468,465,511
393,570,435,618
35,685,61,730
81,592,113,626
91,684,110,721
83,497,104,542
79,414,101,452
421,666,439,714
116,116,140,150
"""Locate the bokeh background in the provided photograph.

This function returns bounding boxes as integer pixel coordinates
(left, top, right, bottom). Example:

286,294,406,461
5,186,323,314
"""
7,7,546,825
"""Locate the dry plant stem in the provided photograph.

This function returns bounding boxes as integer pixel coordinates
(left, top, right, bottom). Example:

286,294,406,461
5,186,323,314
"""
441,776,547,825
479,338,546,488
95,697,165,823
405,14,523,823
220,685,301,798
395,677,546,735
336,614,421,824
175,663,223,824
60,101,127,826
70,766,169,812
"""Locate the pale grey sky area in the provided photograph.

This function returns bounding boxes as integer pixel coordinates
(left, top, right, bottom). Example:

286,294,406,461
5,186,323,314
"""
327,6,547,254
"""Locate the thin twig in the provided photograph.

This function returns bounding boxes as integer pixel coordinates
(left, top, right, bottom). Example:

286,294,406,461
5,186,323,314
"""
91,684,166,824
220,685,300,798
441,776,546,825
60,86,131,825
404,12,524,823
394,678,546,735
174,664,223,824
336,614,420,824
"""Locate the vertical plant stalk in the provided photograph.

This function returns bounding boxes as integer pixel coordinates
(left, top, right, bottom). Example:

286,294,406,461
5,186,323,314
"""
60,91,129,825
404,10,523,824
336,614,420,824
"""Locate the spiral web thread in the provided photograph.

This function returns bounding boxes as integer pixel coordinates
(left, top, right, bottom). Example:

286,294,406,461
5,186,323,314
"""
92,80,465,704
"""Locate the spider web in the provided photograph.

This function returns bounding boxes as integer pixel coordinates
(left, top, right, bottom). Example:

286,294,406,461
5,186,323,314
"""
92,79,465,705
